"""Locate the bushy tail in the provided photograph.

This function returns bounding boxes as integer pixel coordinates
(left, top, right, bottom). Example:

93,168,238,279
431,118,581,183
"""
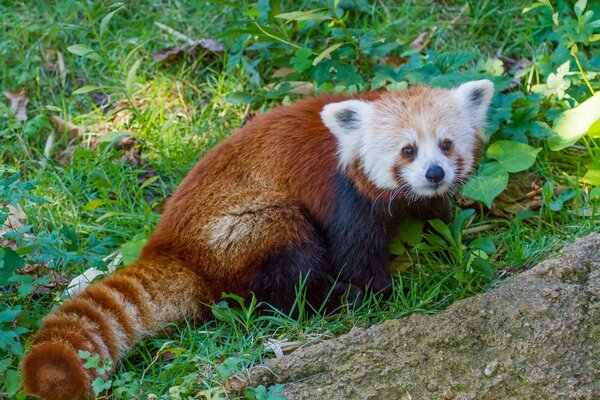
22,257,202,400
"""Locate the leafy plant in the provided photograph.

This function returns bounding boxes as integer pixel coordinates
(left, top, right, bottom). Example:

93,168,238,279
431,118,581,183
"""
415,209,497,287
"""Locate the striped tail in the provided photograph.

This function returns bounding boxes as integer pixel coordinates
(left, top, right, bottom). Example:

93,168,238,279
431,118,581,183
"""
22,257,202,400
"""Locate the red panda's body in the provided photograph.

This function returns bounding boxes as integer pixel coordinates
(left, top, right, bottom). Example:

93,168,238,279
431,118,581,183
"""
22,82,493,400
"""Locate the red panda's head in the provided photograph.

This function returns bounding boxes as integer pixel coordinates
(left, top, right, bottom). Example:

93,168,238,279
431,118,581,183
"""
321,80,494,199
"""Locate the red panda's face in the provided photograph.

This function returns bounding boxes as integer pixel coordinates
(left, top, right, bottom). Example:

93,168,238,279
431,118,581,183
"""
321,80,494,199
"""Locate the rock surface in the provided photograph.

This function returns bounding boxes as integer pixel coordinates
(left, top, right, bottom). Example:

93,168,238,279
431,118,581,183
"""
232,233,600,399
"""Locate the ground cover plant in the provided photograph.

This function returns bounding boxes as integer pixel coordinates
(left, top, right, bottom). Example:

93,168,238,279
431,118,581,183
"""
1,0,599,398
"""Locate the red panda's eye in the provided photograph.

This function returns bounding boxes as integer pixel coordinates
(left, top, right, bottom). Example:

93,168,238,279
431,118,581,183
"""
440,140,453,152
402,145,416,158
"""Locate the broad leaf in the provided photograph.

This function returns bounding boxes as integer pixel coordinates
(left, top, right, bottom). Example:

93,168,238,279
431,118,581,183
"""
275,9,332,21
486,140,541,173
461,162,509,208
582,169,600,186
0,248,25,286
549,92,600,150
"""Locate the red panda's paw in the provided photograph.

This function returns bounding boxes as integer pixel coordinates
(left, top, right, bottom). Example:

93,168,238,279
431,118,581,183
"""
22,341,94,400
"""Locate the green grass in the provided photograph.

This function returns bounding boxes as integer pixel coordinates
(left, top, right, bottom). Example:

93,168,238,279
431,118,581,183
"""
1,0,599,398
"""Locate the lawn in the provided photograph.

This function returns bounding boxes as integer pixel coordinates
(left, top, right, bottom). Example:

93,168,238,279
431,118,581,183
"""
1,0,599,398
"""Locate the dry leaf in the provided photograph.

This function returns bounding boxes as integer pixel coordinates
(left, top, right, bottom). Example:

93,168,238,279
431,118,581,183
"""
152,39,225,63
0,204,26,250
271,67,294,78
265,81,314,95
380,55,409,67
487,172,567,217
4,88,29,121
49,115,84,140
410,31,428,49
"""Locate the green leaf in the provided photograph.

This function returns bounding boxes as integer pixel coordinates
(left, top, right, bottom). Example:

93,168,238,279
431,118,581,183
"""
549,92,600,150
0,357,11,373
92,377,112,394
398,218,424,246
67,44,102,62
471,257,494,280
290,47,313,72
429,219,453,244
72,85,101,95
389,236,405,256
83,199,114,211
67,44,95,56
452,208,475,239
470,237,497,254
0,248,25,286
120,235,147,265
313,42,344,66
126,59,142,95
275,9,332,21
590,186,600,200
5,369,21,397
99,5,125,38
582,169,600,186
461,162,509,208
586,118,600,138
522,0,553,13
574,0,587,19
486,140,541,173
0,308,21,323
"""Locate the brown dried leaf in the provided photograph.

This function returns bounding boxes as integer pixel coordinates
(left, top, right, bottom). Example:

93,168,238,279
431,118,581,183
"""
0,204,26,250
152,39,225,63
489,172,566,217
49,115,84,140
380,55,409,67
4,88,29,121
271,68,294,78
410,31,428,49
265,81,314,96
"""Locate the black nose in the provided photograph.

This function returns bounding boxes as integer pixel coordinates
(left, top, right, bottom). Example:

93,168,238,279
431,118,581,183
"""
425,165,445,183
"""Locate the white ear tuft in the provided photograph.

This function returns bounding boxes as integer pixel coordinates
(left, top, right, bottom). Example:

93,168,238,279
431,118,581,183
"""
452,79,494,128
321,99,374,167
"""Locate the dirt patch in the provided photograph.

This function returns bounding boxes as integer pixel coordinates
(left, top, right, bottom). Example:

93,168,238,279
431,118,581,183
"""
231,233,600,399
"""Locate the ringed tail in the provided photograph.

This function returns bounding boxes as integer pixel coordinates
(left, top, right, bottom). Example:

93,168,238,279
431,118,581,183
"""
21,257,202,400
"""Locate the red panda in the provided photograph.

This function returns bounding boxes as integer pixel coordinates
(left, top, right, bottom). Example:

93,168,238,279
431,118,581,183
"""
21,80,493,400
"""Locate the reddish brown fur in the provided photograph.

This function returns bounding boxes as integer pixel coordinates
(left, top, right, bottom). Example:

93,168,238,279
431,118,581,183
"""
22,90,473,399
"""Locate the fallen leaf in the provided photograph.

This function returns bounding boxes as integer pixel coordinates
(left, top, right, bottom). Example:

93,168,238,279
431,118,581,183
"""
90,93,110,110
488,172,568,217
0,204,26,250
152,39,225,63
4,88,29,121
380,55,409,67
265,81,314,95
49,115,84,140
271,67,294,78
410,31,428,49
499,55,531,75
66,266,109,297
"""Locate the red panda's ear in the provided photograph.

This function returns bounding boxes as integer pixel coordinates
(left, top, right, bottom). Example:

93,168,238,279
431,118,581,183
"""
321,99,374,166
452,79,494,138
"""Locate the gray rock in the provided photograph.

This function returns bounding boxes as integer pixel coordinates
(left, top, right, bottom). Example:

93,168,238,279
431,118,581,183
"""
229,233,600,399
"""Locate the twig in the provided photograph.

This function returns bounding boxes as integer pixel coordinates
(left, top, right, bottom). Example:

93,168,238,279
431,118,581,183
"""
153,22,195,45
